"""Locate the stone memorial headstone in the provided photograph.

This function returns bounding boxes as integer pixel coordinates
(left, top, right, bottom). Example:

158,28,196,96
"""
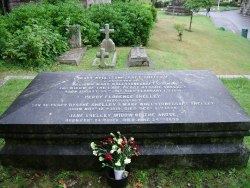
127,47,151,67
92,23,117,68
100,23,115,52
0,70,249,169
57,25,86,65
68,25,82,48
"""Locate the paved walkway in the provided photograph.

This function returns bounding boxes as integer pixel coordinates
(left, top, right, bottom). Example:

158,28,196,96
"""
201,10,250,39
0,76,35,87
0,75,249,87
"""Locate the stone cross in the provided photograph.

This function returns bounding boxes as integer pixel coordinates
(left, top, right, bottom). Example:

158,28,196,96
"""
96,48,109,67
100,24,114,40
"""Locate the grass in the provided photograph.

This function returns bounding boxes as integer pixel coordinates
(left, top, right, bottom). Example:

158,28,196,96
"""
0,79,32,115
0,78,250,187
148,11,250,74
1,11,250,79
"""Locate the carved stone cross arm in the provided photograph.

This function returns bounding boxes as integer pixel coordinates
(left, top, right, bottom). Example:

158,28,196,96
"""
100,23,114,39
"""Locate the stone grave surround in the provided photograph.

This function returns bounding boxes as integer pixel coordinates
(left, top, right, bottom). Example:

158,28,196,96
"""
0,70,249,169
127,47,151,67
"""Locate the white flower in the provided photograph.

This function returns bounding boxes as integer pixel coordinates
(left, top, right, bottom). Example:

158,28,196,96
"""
130,137,134,141
115,160,121,166
110,150,115,154
112,145,118,151
90,142,96,150
117,138,123,145
99,156,104,161
110,133,115,137
124,158,131,164
117,148,122,154
93,151,98,156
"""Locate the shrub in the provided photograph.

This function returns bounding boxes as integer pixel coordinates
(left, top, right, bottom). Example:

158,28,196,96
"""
174,24,185,41
88,2,154,46
3,23,69,69
3,1,99,46
155,1,169,8
0,1,99,69
144,4,157,22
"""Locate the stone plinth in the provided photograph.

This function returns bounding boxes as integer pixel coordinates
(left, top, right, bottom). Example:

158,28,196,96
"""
127,47,151,67
0,70,249,169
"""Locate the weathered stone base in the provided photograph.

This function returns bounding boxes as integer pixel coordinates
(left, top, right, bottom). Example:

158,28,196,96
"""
1,134,249,169
57,47,86,65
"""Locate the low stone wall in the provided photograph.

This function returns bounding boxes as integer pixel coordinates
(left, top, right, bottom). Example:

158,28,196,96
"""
165,5,190,16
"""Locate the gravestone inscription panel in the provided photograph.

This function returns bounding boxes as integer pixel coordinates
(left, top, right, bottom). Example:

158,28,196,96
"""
0,70,249,169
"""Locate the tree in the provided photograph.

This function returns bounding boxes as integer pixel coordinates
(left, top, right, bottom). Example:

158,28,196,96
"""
184,0,213,31
1,0,7,15
174,24,186,41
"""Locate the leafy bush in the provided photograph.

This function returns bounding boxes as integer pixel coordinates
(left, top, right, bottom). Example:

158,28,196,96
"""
144,4,157,22
88,2,154,46
174,24,186,41
3,1,99,46
216,1,241,7
3,24,68,69
155,1,169,8
0,1,99,69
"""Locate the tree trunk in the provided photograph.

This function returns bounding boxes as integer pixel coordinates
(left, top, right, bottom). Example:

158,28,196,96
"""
189,12,193,31
1,0,7,15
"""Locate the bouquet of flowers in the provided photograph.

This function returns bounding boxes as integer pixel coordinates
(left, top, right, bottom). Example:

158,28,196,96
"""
90,131,140,170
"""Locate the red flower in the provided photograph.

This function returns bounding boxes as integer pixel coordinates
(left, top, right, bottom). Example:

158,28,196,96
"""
131,154,136,158
104,154,113,161
107,137,113,142
122,140,127,145
120,145,125,151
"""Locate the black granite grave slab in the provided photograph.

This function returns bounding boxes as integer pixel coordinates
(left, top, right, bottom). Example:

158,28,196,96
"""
0,70,249,169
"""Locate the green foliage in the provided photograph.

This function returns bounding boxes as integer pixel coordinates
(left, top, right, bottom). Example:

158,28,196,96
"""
184,0,203,12
0,1,99,69
88,2,154,46
154,1,169,8
144,4,157,22
3,24,68,69
184,0,213,31
216,1,241,7
2,1,99,46
184,0,214,11
174,23,186,41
